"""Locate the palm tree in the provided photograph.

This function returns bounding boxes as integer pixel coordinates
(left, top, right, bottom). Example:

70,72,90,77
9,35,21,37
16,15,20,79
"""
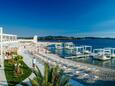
29,63,71,86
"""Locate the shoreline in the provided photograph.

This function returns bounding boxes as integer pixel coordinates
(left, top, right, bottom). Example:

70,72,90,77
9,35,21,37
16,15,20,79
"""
23,43,115,85
19,47,85,86
38,52,115,79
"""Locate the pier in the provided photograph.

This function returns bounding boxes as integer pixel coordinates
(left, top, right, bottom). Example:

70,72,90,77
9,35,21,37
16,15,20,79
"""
65,54,90,58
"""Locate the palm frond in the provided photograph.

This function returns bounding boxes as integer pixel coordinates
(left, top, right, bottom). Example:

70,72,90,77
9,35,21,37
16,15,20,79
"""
30,63,72,86
36,66,43,79
48,67,53,83
29,78,41,86
44,63,50,86
60,75,71,86
32,66,43,83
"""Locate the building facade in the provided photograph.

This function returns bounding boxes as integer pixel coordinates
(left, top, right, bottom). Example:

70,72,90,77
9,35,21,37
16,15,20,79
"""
0,27,18,67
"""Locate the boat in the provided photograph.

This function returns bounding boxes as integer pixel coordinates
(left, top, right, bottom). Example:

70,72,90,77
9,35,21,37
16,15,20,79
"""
55,44,63,49
64,42,75,49
82,45,92,54
93,54,111,60
74,46,84,56
104,48,115,58
73,46,92,57
93,49,111,61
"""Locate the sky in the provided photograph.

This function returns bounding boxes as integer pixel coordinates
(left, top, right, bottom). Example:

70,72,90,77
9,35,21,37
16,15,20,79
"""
0,0,115,37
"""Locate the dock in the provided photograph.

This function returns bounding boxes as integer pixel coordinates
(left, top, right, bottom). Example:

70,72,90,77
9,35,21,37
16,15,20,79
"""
23,42,115,83
65,54,90,59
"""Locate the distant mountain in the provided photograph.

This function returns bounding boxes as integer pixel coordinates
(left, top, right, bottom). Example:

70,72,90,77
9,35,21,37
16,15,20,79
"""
17,36,115,40
38,36,77,40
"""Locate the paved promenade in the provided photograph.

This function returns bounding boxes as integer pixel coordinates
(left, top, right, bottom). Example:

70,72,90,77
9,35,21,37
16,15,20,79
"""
16,47,44,86
18,47,84,86
0,69,7,86
0,56,8,86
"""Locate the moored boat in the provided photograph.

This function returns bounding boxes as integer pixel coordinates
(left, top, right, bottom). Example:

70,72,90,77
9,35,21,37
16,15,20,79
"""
55,44,63,49
93,49,111,61
82,45,92,54
64,42,75,49
104,48,115,58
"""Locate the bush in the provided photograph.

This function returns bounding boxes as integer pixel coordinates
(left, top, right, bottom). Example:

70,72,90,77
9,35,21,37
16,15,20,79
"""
4,60,32,86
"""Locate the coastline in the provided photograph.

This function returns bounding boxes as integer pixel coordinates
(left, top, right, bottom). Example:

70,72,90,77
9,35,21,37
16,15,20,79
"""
18,36,115,41
23,42,115,86
18,46,84,86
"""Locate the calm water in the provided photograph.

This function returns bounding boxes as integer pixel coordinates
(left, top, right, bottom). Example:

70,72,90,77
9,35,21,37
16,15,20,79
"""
46,39,115,70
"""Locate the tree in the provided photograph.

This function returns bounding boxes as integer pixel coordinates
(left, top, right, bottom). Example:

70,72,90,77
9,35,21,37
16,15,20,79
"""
29,63,71,86
14,55,23,75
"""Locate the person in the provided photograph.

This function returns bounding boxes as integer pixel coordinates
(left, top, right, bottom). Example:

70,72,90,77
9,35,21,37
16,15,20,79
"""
32,57,36,68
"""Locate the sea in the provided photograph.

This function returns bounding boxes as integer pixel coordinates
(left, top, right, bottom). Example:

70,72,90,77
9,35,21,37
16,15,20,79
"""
39,38,115,86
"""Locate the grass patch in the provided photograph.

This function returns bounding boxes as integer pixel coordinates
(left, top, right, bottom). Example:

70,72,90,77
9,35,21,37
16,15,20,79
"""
4,60,32,86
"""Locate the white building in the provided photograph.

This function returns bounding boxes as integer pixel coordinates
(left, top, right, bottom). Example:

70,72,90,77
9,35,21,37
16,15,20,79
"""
33,35,38,43
0,27,18,67
0,27,38,67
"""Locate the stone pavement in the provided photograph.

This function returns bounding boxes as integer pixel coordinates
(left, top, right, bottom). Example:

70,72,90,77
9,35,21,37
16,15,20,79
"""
17,47,83,86
0,56,8,86
16,47,44,86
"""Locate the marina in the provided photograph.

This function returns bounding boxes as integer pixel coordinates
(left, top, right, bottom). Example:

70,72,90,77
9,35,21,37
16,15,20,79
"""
0,0,115,86
47,41,115,70
24,42,115,86
0,28,115,86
